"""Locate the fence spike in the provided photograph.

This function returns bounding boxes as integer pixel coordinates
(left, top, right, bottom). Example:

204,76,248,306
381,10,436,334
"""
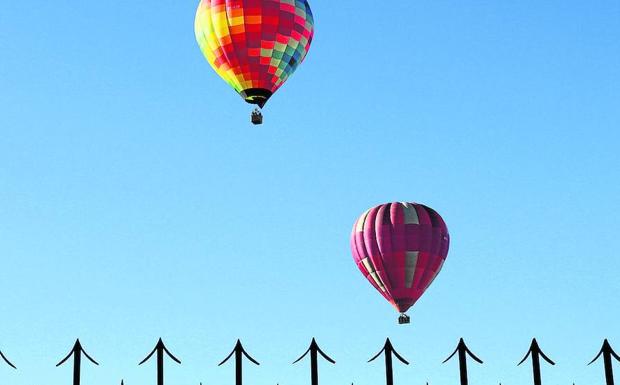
517,338,555,385
293,338,335,385
219,340,259,385
138,338,181,385
443,338,483,385
56,339,99,385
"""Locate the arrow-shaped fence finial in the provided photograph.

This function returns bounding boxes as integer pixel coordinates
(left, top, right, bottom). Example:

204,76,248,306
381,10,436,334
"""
589,339,620,385
293,338,335,385
368,338,409,385
139,338,181,385
56,339,99,385
219,339,259,385
443,338,483,385
517,338,555,385
0,350,16,370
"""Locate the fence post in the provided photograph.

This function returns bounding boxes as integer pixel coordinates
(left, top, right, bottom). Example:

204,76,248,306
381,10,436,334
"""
517,338,555,385
293,338,335,385
56,339,99,385
218,339,260,385
139,338,181,385
368,338,409,385
442,338,483,385
588,339,620,385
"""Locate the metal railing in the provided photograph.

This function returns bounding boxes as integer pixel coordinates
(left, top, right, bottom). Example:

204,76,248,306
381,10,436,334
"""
1,338,618,385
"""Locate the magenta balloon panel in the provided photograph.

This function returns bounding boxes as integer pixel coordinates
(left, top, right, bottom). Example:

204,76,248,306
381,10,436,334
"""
350,202,450,314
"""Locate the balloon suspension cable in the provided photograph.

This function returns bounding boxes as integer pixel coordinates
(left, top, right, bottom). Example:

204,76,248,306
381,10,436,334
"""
398,313,410,325
251,107,263,125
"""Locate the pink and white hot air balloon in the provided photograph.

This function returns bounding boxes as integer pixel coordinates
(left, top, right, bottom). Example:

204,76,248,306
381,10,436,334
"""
350,202,450,324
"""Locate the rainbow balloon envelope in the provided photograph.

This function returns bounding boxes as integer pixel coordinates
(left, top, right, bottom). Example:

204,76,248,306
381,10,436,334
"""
195,0,314,109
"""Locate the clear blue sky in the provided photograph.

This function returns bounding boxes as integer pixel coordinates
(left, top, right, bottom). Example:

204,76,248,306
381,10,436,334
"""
1,1,619,384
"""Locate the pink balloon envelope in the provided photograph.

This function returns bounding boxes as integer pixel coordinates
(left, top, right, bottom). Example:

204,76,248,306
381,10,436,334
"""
350,202,450,322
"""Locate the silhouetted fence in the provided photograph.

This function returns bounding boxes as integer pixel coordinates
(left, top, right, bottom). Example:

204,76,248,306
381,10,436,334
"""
1,338,618,385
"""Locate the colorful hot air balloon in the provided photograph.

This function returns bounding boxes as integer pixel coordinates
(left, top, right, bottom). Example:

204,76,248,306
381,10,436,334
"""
350,202,450,324
194,0,314,124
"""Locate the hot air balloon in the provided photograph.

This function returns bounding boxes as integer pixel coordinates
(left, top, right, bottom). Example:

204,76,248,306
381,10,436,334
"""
194,0,315,125
350,202,450,324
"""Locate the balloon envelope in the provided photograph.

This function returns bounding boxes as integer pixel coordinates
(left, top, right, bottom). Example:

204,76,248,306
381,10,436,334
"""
194,0,314,108
350,202,450,314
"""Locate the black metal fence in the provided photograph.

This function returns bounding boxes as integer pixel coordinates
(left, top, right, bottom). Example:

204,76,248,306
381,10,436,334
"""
1,337,618,385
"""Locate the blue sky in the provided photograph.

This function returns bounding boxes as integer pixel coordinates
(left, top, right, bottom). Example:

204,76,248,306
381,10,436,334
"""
1,1,619,384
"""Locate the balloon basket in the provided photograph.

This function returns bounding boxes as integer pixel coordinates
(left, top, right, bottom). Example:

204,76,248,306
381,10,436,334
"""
251,109,263,125
398,314,410,324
